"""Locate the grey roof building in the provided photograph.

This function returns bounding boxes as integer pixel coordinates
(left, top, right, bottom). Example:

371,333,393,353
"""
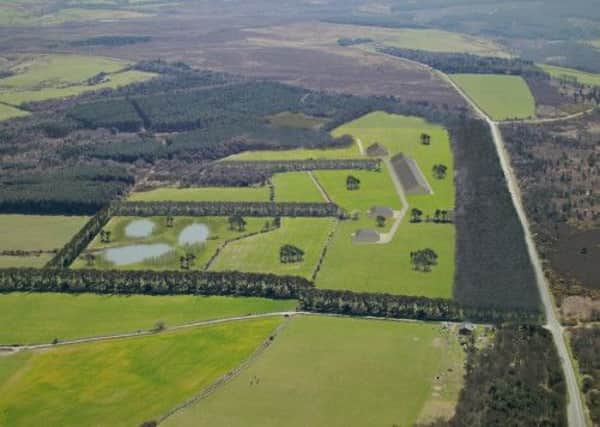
353,229,380,243
391,153,432,195
368,206,394,218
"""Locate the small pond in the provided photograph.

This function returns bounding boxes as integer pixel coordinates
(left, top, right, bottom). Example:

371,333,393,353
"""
125,219,155,238
178,223,210,246
103,243,172,266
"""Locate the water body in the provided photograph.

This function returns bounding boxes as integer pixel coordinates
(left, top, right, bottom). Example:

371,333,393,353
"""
104,243,172,266
178,223,210,246
125,219,155,238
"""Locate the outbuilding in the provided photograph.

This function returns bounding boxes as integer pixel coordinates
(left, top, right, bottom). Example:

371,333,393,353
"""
352,229,380,243
368,206,394,218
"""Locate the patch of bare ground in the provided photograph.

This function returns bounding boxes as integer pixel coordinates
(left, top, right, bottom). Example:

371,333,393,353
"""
561,296,600,323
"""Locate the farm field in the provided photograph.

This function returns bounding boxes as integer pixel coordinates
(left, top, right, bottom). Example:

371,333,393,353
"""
0,5,150,27
317,220,454,297
210,218,335,278
539,63,600,87
226,142,362,161
71,216,266,270
272,172,325,202
331,111,455,211
129,186,270,202
0,215,88,268
450,74,536,120
0,317,282,427
0,103,28,120
0,54,155,106
0,292,296,344
164,315,465,427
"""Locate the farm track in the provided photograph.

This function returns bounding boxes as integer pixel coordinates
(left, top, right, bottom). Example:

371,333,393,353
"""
307,171,331,203
436,67,587,427
376,158,409,244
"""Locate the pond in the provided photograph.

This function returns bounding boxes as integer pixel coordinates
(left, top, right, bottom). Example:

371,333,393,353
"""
125,219,155,238
103,243,172,266
178,223,210,246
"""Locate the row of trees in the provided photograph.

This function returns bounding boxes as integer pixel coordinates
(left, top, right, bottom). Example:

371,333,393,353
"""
279,245,305,263
0,268,311,300
298,289,543,323
410,208,453,223
380,47,548,77
113,201,342,218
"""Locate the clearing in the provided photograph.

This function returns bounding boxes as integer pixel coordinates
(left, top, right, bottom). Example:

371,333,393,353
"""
164,315,465,427
71,216,266,270
210,218,335,278
450,74,536,121
0,214,88,268
0,103,28,121
272,172,327,203
0,317,282,427
539,63,600,87
0,54,155,106
0,292,296,344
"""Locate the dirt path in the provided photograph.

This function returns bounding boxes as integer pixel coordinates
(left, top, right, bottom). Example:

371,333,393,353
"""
1,312,299,353
501,108,595,125
356,137,365,155
376,158,409,244
307,171,331,203
439,68,587,427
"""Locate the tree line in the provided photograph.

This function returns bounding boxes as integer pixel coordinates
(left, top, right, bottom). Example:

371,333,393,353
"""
0,268,310,300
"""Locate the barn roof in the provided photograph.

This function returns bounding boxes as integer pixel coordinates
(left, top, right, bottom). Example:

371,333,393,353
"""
391,154,432,195
353,229,380,243
369,206,394,218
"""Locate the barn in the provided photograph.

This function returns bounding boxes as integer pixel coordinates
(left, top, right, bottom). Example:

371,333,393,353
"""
391,153,432,195
352,229,380,243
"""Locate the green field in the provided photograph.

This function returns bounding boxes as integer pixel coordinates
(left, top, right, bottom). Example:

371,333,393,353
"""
0,317,282,427
71,216,266,270
164,315,465,427
0,103,28,120
129,186,270,202
226,143,361,161
450,74,536,120
0,54,155,106
539,63,600,87
369,28,509,57
210,218,335,278
272,172,325,202
0,215,87,267
0,5,150,26
332,111,455,211
0,293,295,344
313,112,455,297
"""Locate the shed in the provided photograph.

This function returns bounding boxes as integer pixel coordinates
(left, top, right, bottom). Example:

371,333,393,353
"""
459,322,476,335
369,206,394,218
366,142,389,157
353,229,380,243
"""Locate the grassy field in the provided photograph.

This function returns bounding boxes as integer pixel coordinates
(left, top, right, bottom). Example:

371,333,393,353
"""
0,292,296,344
315,166,401,212
272,172,325,202
0,317,282,427
265,111,326,129
226,142,361,161
450,74,536,120
71,216,266,270
0,254,52,268
0,54,155,106
0,214,88,251
129,186,270,202
164,315,465,427
210,218,335,278
313,112,455,297
332,111,454,211
539,63,600,87
0,103,28,121
0,5,150,26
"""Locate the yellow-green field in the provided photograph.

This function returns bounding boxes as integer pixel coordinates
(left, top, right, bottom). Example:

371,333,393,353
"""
0,5,151,26
0,317,282,427
539,63,600,87
210,218,335,278
226,143,361,161
0,54,155,106
164,316,465,427
0,292,296,344
71,216,267,270
129,186,270,202
272,172,325,202
0,215,88,268
0,103,28,121
450,74,536,120
314,112,455,298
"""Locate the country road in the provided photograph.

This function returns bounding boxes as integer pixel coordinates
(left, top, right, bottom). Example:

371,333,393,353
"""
439,70,588,427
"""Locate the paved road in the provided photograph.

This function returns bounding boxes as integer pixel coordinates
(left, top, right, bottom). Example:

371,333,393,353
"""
440,71,587,427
